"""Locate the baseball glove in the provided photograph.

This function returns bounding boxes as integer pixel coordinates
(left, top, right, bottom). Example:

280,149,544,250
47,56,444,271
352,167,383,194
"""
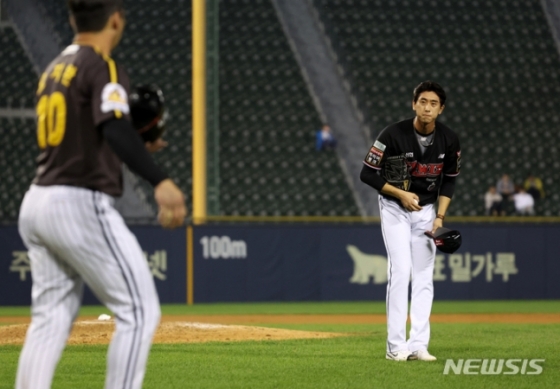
383,155,411,191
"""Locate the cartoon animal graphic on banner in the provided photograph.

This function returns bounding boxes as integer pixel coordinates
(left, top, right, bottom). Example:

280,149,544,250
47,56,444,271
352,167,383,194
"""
347,245,388,284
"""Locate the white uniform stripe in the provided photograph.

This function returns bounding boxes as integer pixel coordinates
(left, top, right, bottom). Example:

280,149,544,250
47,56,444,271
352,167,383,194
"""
17,185,160,389
378,197,393,353
89,192,138,388
37,200,64,386
92,194,140,389
17,189,83,388
93,192,144,389
379,196,435,353
101,219,146,389
50,191,81,355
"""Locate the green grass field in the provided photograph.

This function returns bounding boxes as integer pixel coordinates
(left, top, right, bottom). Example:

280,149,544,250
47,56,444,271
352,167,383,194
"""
0,301,559,389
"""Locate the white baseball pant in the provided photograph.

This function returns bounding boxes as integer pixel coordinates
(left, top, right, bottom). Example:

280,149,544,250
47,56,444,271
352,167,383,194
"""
379,195,436,353
16,185,161,389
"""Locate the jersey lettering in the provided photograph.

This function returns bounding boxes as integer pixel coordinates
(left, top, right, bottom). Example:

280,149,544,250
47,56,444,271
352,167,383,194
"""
34,46,130,197
363,118,461,205
61,64,78,87
50,63,65,83
45,63,79,89
37,73,48,95
407,161,443,177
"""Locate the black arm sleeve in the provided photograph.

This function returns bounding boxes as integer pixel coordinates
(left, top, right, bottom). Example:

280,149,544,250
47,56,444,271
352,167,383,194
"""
102,118,168,187
439,175,456,198
360,165,387,191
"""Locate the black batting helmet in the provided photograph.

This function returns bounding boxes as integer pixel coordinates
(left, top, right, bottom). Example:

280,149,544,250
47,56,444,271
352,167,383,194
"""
424,227,462,254
129,84,168,142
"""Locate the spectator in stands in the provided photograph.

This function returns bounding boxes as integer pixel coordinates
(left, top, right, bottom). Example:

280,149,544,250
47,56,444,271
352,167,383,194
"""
315,124,337,151
496,174,515,215
523,174,545,201
484,185,503,216
513,186,535,216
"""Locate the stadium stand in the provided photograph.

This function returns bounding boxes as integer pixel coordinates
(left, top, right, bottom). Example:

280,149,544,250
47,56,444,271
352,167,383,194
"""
0,118,38,221
6,0,558,218
38,0,193,214
219,0,358,216
0,25,38,221
19,0,359,217
0,26,36,108
316,0,560,215
36,1,74,48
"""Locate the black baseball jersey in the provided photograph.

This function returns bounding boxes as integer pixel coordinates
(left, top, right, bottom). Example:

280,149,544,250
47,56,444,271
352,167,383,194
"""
363,118,461,205
33,44,131,196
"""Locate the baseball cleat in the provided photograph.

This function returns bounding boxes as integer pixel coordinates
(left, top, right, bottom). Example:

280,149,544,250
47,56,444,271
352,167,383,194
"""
410,350,437,361
386,350,414,361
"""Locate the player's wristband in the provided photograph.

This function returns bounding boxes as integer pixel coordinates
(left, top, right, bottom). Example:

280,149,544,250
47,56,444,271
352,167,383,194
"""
436,214,445,220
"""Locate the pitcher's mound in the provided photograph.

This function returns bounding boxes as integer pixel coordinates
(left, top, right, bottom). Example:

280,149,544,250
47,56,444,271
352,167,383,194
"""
0,320,347,345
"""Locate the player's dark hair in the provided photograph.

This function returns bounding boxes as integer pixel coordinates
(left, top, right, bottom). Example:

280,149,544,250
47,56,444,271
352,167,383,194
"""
67,0,124,33
413,80,446,106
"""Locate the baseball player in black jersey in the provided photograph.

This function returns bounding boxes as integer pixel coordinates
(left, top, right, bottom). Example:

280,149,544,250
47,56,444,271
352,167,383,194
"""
16,1,187,388
360,81,461,362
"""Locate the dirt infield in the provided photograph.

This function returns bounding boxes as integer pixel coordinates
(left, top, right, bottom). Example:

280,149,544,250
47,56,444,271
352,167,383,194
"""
0,321,347,346
1,313,558,346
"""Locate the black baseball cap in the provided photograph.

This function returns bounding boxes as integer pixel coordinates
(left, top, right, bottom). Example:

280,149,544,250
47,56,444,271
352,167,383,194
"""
130,84,168,142
424,227,462,254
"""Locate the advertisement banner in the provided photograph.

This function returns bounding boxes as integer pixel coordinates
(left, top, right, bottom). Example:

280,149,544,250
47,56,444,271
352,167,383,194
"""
193,225,321,302
192,223,560,302
0,227,32,306
0,226,186,306
2,223,559,305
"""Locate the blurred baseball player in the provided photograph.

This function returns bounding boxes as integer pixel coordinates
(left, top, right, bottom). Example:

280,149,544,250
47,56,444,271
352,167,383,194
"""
360,81,461,362
16,0,187,388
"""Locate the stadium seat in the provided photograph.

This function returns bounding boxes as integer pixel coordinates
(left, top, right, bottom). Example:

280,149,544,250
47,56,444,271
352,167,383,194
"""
19,0,359,218
4,1,193,219
6,0,558,218
0,118,38,219
0,27,37,109
217,0,358,216
315,0,560,215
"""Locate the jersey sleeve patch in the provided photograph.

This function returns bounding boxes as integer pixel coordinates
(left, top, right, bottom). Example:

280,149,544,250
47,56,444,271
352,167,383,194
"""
373,140,386,151
101,83,130,114
364,144,384,168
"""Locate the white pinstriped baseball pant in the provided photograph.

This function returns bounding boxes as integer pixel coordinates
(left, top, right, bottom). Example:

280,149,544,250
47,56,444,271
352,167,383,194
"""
16,185,160,389
379,196,436,354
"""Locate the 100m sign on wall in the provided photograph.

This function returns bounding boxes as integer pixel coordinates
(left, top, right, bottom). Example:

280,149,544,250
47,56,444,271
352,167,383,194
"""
200,236,247,259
